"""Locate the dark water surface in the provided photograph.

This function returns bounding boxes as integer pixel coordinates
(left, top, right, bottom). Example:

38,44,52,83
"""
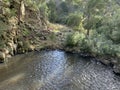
0,50,120,90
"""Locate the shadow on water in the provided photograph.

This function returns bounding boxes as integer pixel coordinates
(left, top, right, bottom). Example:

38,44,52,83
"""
0,50,120,90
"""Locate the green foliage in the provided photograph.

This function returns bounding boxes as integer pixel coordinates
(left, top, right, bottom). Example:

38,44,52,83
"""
84,33,120,56
78,38,92,53
65,29,120,57
64,0,120,57
25,0,46,11
47,0,58,22
65,32,85,47
65,13,85,31
66,13,83,27
2,0,10,5
97,8,120,43
49,32,56,41
84,15,103,30
0,21,9,31
59,2,69,14
22,28,30,36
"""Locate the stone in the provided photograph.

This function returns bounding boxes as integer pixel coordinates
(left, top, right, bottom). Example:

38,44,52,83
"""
28,45,35,51
7,42,13,47
0,52,5,62
100,59,110,65
6,54,12,58
2,48,9,55
18,41,23,48
13,44,17,54
8,47,14,56
111,59,118,65
113,65,120,74
40,36,47,40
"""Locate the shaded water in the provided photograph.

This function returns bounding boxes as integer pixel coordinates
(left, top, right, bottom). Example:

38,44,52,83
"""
0,50,120,90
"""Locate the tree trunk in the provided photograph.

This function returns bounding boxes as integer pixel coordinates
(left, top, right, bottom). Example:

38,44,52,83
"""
86,26,90,36
86,13,90,36
18,0,25,24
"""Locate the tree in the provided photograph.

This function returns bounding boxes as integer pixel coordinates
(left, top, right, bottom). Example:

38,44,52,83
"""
84,0,107,36
47,0,57,22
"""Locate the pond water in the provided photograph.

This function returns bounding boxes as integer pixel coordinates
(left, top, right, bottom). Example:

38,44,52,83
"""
0,50,120,90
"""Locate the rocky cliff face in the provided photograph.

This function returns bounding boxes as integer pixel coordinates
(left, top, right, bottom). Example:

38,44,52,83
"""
0,1,47,62
0,16,17,62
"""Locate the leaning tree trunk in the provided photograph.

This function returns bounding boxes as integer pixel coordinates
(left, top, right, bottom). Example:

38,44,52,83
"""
86,13,90,36
87,28,90,36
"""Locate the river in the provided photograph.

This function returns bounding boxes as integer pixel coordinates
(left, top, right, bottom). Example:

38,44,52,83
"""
0,50,120,90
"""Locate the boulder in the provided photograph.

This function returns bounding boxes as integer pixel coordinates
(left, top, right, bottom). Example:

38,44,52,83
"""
113,65,120,74
18,41,23,48
28,45,35,51
8,47,14,56
100,59,110,65
7,42,13,47
13,44,17,54
0,52,5,62
2,48,9,55
111,59,118,65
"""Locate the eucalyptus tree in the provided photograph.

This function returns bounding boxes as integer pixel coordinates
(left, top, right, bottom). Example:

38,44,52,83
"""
83,0,108,36
65,0,108,36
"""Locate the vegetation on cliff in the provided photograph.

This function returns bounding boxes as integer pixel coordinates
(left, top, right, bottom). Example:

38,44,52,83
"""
0,0,49,62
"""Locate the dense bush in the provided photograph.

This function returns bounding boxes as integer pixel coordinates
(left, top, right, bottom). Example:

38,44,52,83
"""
47,0,120,57
47,0,58,23
65,31,120,57
66,13,83,28
65,32,85,47
78,38,92,53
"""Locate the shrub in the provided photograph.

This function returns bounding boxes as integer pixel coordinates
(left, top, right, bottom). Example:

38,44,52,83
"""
65,32,85,47
78,38,93,53
47,0,58,23
65,30,120,57
65,31,86,46
88,33,120,56
49,32,56,41
66,13,83,29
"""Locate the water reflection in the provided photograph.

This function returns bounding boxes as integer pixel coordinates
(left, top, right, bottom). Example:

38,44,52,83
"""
0,50,120,90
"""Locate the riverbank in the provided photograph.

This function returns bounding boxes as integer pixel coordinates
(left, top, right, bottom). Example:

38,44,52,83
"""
63,47,120,74
0,19,120,74
0,22,72,61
